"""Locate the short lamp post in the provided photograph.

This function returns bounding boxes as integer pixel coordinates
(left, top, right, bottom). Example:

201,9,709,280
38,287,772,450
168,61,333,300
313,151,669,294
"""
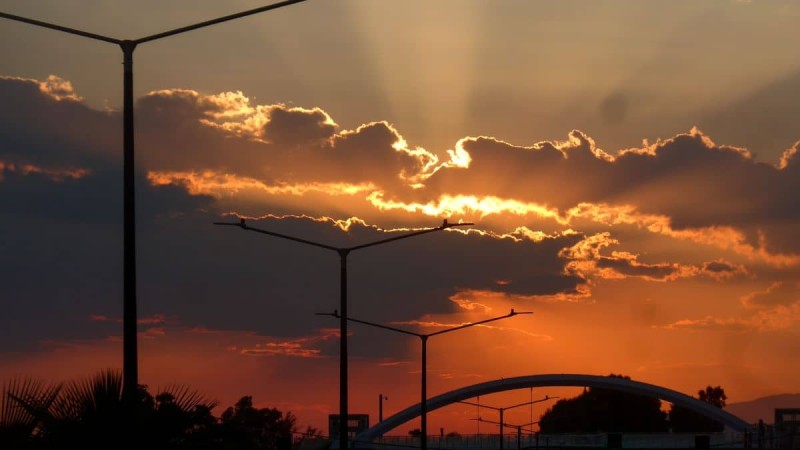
470,417,540,450
460,396,556,450
319,309,531,450
379,394,388,423
216,217,472,450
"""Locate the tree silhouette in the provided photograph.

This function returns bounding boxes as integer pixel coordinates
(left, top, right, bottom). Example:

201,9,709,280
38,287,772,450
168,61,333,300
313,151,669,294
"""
293,425,324,449
698,386,726,408
142,386,219,446
538,375,668,433
668,386,726,432
217,396,296,450
2,371,312,449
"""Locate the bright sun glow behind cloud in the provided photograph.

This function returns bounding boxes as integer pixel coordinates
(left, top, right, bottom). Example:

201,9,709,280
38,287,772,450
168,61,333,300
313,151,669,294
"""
346,0,480,151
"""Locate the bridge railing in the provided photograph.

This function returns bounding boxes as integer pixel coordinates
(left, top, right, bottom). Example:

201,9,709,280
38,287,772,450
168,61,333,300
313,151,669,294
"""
353,431,755,450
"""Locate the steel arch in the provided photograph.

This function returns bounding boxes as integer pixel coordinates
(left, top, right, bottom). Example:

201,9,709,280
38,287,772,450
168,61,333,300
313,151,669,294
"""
357,374,751,440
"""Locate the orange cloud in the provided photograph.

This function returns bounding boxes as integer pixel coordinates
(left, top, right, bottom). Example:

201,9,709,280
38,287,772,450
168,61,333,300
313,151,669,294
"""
240,343,322,358
740,282,800,310
239,328,340,358
450,286,592,306
142,327,166,339
0,160,89,182
114,82,800,271
365,191,798,267
148,170,376,198
662,304,800,333
144,89,339,144
566,204,800,267
779,141,799,170
28,75,83,102
90,313,168,326
366,191,564,222
90,314,118,323
450,297,493,314
662,317,750,333
138,314,168,325
8,77,799,266
664,283,800,333
222,212,472,235
700,260,750,281
137,89,439,191
39,75,82,102
560,232,751,283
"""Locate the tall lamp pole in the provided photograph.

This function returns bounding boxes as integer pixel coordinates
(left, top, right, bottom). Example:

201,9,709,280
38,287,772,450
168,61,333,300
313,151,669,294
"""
215,218,472,450
460,396,556,450
379,394,388,423
319,309,531,450
470,417,540,450
0,0,309,422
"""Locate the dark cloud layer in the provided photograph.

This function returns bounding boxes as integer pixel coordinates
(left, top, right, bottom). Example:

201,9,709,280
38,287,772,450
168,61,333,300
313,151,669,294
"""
6,75,800,258
134,89,433,191
0,75,793,358
411,129,800,254
0,76,116,165
701,68,800,160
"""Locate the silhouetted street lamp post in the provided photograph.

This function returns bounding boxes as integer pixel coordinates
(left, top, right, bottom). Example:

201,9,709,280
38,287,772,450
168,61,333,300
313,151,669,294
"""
460,396,556,450
216,218,471,450
379,394,388,423
319,309,531,450
470,417,540,450
513,421,539,449
0,1,309,426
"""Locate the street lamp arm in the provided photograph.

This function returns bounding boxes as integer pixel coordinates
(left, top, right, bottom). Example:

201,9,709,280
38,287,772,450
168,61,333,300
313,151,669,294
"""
214,219,339,252
502,395,557,412
472,417,536,430
348,316,421,337
459,400,500,411
518,421,539,427
134,0,309,44
471,417,507,427
426,309,531,338
318,311,422,337
347,220,473,252
0,11,121,44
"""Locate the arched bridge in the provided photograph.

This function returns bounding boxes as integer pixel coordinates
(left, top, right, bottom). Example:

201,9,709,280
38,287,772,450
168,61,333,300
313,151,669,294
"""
357,374,751,440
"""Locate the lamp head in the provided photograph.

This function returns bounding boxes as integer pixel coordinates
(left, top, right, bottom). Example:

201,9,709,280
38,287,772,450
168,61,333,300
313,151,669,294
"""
440,219,475,229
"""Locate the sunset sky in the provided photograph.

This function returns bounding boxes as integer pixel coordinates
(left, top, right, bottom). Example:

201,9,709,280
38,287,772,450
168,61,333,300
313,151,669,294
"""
2,0,800,436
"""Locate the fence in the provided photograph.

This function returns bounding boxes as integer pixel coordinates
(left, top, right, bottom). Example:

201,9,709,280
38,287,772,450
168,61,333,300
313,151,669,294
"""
348,430,775,450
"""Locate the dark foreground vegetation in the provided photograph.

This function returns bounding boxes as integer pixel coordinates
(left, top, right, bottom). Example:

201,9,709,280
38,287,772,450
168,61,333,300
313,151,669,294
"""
4,371,731,448
1,369,320,450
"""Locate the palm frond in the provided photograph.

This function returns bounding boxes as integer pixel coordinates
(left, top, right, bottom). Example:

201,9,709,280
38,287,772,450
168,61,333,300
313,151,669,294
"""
53,368,123,420
0,378,62,442
157,384,218,412
1,377,62,433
